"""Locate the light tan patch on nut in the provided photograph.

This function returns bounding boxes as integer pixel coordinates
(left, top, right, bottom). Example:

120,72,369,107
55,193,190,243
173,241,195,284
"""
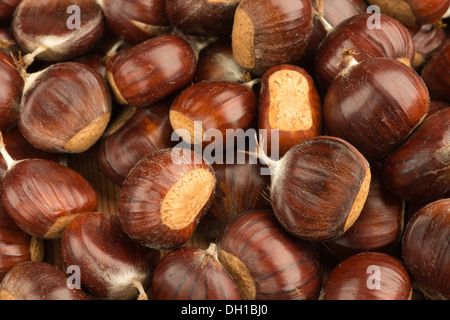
0,289,16,300
170,110,205,145
367,0,416,27
43,213,83,239
344,167,371,232
232,7,255,69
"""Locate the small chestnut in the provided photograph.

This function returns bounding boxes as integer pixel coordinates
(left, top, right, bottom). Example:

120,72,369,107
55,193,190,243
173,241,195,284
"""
410,23,447,69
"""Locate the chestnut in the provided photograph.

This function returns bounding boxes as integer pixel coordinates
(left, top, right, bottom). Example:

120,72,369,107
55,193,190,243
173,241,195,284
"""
258,64,323,156
367,0,450,27
61,212,160,300
117,148,216,250
97,99,174,185
12,0,104,63
0,203,44,282
315,13,415,90
382,108,449,203
255,135,371,242
217,210,323,300
0,261,87,300
323,56,430,161
320,252,412,300
402,198,450,300
97,0,171,44
0,0,20,25
152,243,242,300
231,0,313,76
169,80,257,147
410,23,447,69
106,34,197,109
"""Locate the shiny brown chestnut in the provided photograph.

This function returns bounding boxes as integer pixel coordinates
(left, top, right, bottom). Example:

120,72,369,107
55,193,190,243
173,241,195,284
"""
152,243,242,300
324,56,430,161
0,134,98,239
255,135,371,242
0,204,44,282
217,210,323,300
367,0,450,27
106,34,197,109
232,0,313,76
410,23,447,69
258,64,323,156
382,108,450,203
170,80,257,147
322,163,405,260
320,252,412,300
422,39,450,103
61,212,160,300
315,13,416,90
402,198,450,300
0,261,87,300
0,50,23,131
97,0,171,44
12,0,104,63
97,100,174,185
0,0,20,24
117,148,215,250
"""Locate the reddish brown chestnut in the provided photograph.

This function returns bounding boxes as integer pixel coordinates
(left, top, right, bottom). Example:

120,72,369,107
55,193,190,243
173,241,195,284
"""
0,0,21,24
117,148,215,250
410,23,447,69
231,0,313,76
402,198,450,300
0,50,23,131
0,203,44,282
170,80,257,147
106,34,197,109
320,252,412,300
258,64,323,156
12,0,104,62
421,39,450,103
382,108,449,203
0,261,87,300
255,135,371,242
61,212,160,300
324,56,430,161
217,210,323,300
97,100,174,185
152,243,242,300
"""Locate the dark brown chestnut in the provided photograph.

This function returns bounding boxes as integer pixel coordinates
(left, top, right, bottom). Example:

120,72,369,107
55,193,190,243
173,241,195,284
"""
324,56,430,161
152,243,242,300
217,210,323,300
0,261,87,300
117,148,215,250
97,100,174,185
231,0,313,76
12,0,104,62
0,50,23,131
258,64,323,156
402,198,450,300
106,34,197,109
255,135,371,242
410,23,447,69
320,252,412,300
382,108,449,203
61,212,160,300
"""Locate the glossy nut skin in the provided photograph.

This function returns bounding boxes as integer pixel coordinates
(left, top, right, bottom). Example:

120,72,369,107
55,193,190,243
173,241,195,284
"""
12,0,104,62
422,39,450,103
315,13,415,90
97,100,174,185
324,57,430,161
320,252,412,300
410,23,447,69
217,210,323,300
151,244,242,300
1,159,98,239
117,148,216,250
0,261,87,300
106,34,197,109
0,50,24,131
258,64,323,156
61,212,160,300
382,108,450,203
231,0,313,76
402,199,450,300
19,62,112,154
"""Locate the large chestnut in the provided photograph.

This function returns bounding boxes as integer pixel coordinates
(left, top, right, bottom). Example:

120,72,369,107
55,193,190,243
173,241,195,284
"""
402,198,450,300
216,210,323,300
324,56,430,161
231,0,313,76
152,243,242,300
61,212,160,300
117,148,215,250
0,50,23,131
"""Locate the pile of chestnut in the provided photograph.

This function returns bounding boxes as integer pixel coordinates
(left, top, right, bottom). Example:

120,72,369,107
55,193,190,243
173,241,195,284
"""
0,0,449,301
